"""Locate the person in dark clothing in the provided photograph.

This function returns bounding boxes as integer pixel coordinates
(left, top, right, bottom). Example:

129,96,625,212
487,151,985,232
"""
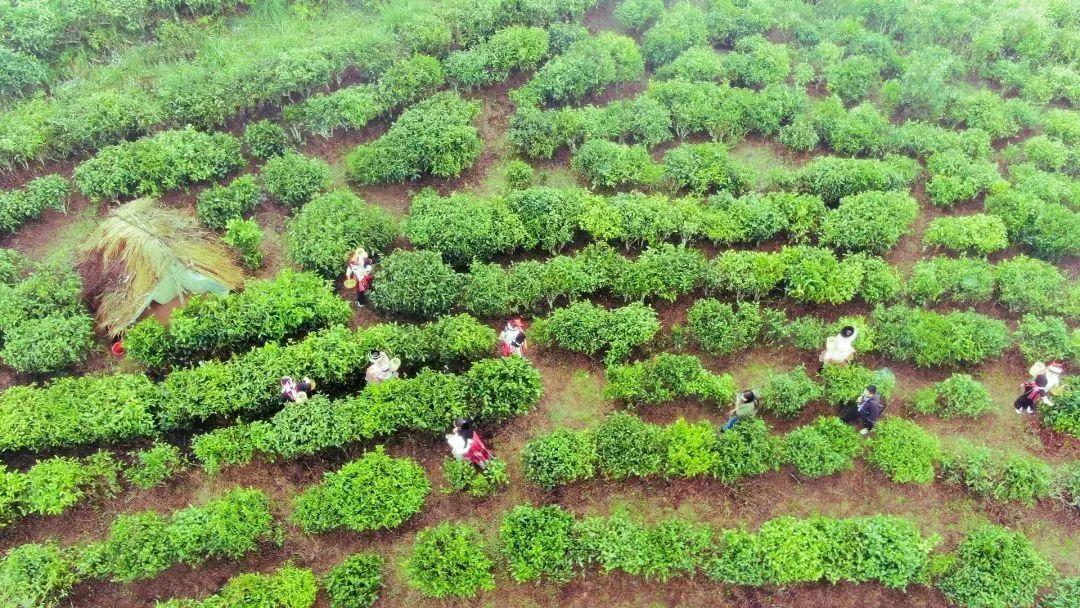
842,384,883,435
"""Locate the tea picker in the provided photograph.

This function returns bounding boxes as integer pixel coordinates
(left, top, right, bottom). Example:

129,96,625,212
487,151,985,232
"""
365,350,401,384
446,417,493,469
842,384,884,435
344,247,373,307
1014,361,1064,414
280,376,316,403
722,390,757,432
498,318,527,357
818,325,857,373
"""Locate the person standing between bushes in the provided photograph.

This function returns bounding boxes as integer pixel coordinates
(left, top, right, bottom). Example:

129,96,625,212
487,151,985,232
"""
280,376,316,403
818,325,858,373
446,418,492,469
842,384,883,435
344,247,374,307
498,318,527,357
1014,361,1064,414
365,350,401,384
722,390,757,432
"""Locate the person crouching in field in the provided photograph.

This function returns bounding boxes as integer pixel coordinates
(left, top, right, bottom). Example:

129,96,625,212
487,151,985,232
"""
446,418,492,469
842,384,883,435
818,325,857,373
344,247,373,307
498,319,527,357
365,350,400,384
1015,361,1064,414
280,376,315,403
722,390,757,432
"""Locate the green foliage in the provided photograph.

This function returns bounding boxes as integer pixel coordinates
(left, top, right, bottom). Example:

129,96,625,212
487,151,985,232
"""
782,416,862,478
1017,314,1073,363
1041,578,1080,608
0,313,95,375
603,354,735,408
939,526,1054,608
614,0,664,31
0,453,119,526
994,254,1066,313
662,143,751,194
464,355,543,422
445,27,549,88
941,442,1054,505
325,553,383,608
867,418,940,484
196,175,262,231
685,299,770,356
500,504,576,583
156,564,316,608
986,188,1080,260
872,305,1010,367
820,190,919,254
125,269,350,368
798,154,918,204
642,3,709,67
243,120,289,159
405,522,495,598
504,160,535,190
825,54,881,104
224,217,264,269
190,423,259,475
911,374,994,419
291,448,429,534
711,417,781,484
664,418,720,478
594,412,667,480
73,127,244,201
442,458,509,498
0,542,78,608
905,256,995,305
505,186,589,252
572,139,663,189
0,174,69,234
124,443,185,490
260,151,330,209
285,189,397,277
779,246,863,305
523,429,596,490
820,364,893,406
760,365,822,417
531,301,660,364
925,150,1003,207
724,35,791,87
655,46,726,82
369,250,463,318
1045,377,1080,438
512,33,643,106
779,114,821,152
609,244,706,302
405,190,530,264
346,92,482,184
703,250,787,300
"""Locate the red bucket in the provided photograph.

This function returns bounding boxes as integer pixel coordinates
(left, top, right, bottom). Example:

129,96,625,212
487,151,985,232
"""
111,342,125,356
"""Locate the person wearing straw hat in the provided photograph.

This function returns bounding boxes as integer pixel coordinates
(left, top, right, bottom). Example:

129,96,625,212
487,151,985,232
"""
498,318,527,357
817,325,857,373
446,418,492,469
1014,361,1065,414
365,350,401,384
280,376,316,403
344,247,373,307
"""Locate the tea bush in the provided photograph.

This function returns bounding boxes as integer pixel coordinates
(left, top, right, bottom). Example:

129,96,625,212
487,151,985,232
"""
195,175,262,230
608,244,706,302
655,46,726,81
0,313,96,375
819,190,919,254
779,246,864,305
512,33,643,106
0,542,78,608
260,151,331,209
404,190,531,264
0,174,69,234
1016,314,1073,362
994,254,1067,314
685,299,776,356
703,250,787,300
905,257,995,305
442,458,509,498
530,301,660,363
73,127,244,201
155,564,316,608
445,26,549,88
866,418,940,484
662,142,752,194
663,418,721,478
324,553,383,608
522,429,596,490
710,417,782,484
1041,578,1080,608
614,0,665,30
0,262,95,374
405,522,496,598
125,269,350,368
797,155,918,204
641,3,708,66
285,189,397,278
923,214,1010,256
941,442,1054,505
572,139,663,189
1043,378,1080,438
594,412,667,480
463,355,544,422
224,218,264,269
911,374,994,419
574,511,712,580
0,452,118,526
369,250,463,318
782,416,862,478
938,525,1054,608
124,443,185,490
872,305,1010,367
820,364,894,406
505,186,590,252
504,160,535,190
242,119,289,160
925,150,1003,207
578,192,688,247
724,35,791,87
291,448,429,534
986,188,1080,260
500,504,577,583
760,365,823,417
346,92,482,184
603,354,735,408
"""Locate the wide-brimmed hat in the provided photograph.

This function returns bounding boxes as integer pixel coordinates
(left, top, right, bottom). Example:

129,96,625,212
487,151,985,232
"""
280,376,293,387
1047,362,1065,375
369,350,383,363
1030,361,1048,377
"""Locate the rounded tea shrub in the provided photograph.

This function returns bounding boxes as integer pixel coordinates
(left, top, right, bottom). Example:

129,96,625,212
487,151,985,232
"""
405,522,495,598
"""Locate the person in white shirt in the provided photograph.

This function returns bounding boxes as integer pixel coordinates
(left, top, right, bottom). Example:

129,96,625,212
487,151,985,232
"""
365,350,400,384
498,319,527,357
818,325,857,373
